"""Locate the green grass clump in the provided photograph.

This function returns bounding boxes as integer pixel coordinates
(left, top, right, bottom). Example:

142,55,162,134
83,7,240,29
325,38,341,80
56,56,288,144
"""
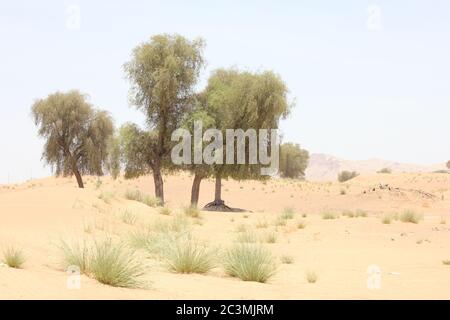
399,210,422,224
59,240,90,274
162,234,215,274
223,244,276,283
281,207,295,220
89,240,146,288
1,246,25,269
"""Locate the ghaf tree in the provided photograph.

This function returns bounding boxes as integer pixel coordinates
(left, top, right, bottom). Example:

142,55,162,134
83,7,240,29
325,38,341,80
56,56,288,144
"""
32,90,114,188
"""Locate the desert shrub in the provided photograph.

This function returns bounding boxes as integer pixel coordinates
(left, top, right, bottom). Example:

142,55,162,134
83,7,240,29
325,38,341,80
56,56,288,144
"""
355,209,368,217
322,211,338,220
1,246,25,269
161,234,215,274
281,207,295,220
274,216,287,226
280,255,294,264
297,221,306,229
381,215,392,224
399,210,422,224
159,206,172,215
255,220,268,229
184,206,200,218
90,239,146,288
442,260,450,265
338,171,359,183
377,168,392,174
262,232,277,244
223,244,276,283
342,210,355,218
306,271,318,283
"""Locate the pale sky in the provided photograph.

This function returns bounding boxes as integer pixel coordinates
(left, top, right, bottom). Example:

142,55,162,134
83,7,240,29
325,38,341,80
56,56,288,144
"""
1,0,449,183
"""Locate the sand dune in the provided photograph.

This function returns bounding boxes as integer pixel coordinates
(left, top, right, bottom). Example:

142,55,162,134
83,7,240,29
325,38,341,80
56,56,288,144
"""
1,172,450,299
306,153,445,181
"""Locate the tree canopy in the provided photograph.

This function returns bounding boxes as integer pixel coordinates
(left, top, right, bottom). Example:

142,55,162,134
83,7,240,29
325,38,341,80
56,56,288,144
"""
279,143,309,179
123,34,205,203
32,90,114,188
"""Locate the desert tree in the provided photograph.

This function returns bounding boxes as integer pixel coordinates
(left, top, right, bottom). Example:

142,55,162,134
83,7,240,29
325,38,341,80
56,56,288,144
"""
182,68,291,209
447,160,450,170
279,143,309,179
123,34,204,204
105,132,121,180
338,170,359,183
32,90,114,188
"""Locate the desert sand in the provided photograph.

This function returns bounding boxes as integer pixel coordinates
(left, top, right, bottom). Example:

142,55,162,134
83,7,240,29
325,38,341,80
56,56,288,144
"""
1,172,450,299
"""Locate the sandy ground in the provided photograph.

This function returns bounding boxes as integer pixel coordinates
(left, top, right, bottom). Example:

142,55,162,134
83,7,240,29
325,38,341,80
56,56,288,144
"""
0,172,450,299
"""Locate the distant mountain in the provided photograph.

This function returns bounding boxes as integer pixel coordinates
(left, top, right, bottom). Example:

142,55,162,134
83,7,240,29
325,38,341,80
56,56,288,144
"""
305,153,445,181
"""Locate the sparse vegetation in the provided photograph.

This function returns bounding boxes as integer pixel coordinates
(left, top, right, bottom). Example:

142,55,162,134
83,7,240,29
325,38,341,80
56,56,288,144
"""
59,240,90,274
280,255,294,264
1,246,25,269
263,232,277,244
281,207,295,220
124,189,161,207
120,210,137,225
223,244,276,283
184,205,201,218
159,206,172,216
443,260,450,266
236,230,258,243
297,221,306,229
322,211,338,220
377,168,392,174
306,271,318,283
399,210,422,224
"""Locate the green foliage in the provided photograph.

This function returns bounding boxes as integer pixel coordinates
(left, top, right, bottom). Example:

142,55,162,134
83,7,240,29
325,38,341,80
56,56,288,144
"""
106,133,121,179
223,244,276,283
31,90,114,187
338,171,359,183
279,143,309,179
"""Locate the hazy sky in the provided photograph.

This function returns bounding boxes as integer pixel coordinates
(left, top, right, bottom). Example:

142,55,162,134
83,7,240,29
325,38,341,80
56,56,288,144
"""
1,0,449,183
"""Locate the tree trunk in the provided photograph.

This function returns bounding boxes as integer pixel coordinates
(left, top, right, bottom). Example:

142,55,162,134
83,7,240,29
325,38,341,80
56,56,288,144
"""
152,164,164,205
190,173,203,207
214,173,222,204
73,166,84,189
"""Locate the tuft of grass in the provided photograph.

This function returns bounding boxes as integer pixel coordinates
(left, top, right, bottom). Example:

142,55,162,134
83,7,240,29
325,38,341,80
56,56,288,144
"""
381,215,392,224
184,206,200,218
355,209,368,218
127,228,154,250
89,239,146,288
223,244,276,283
280,255,294,264
399,210,422,224
236,230,258,243
159,206,172,216
297,221,306,229
322,211,338,220
162,234,215,274
281,207,295,220
442,260,450,265
255,220,268,229
1,246,25,269
274,216,287,226
124,189,161,207
120,210,137,225
340,189,346,195
98,191,115,204
306,271,318,283
342,210,355,218
263,232,277,244
302,213,307,218
59,240,90,274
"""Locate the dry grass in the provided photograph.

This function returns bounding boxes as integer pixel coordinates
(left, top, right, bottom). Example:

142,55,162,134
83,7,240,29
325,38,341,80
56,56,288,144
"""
1,246,26,269
306,271,318,283
399,210,422,224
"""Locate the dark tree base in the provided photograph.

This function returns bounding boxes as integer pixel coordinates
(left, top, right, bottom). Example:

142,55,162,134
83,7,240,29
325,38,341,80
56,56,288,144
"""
203,200,248,212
